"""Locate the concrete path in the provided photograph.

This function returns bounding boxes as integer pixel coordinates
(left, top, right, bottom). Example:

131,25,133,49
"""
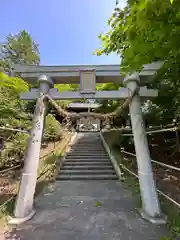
9,181,167,240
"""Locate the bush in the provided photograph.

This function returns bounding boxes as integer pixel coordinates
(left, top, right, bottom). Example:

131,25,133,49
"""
0,132,29,168
43,114,62,142
0,114,62,168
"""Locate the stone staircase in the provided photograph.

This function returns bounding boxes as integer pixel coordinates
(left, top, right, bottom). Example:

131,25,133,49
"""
56,132,118,180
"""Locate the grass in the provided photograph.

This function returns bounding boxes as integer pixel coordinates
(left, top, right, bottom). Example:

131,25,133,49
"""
102,131,180,240
95,201,102,207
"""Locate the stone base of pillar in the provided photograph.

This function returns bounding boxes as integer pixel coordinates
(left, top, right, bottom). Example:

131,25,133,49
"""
140,209,167,224
8,209,36,225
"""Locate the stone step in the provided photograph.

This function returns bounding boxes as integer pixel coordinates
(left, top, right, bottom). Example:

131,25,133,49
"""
76,140,101,142
74,142,101,145
74,140,100,142
72,142,101,145
70,149,105,152
61,165,113,170
64,158,110,162
66,153,109,158
69,148,106,153
73,147,103,150
75,142,101,143
70,148,105,151
59,169,116,175
56,133,117,181
66,153,108,157
56,174,118,180
73,142,102,144
64,159,110,162
70,151,105,153
69,148,105,151
63,161,112,166
73,147,103,149
72,143,104,149
65,157,110,161
71,154,108,157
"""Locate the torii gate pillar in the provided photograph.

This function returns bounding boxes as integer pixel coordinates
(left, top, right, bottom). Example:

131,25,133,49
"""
10,75,53,224
124,74,166,224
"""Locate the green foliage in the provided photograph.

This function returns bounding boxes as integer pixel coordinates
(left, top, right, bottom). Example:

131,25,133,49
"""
0,74,30,127
0,132,29,168
53,84,74,109
96,0,180,73
50,84,85,110
96,83,120,91
0,75,31,167
0,30,40,168
44,114,62,142
54,83,80,92
95,201,102,207
100,0,176,63
95,83,125,116
0,30,40,71
96,0,180,124
0,72,29,92
54,84,72,92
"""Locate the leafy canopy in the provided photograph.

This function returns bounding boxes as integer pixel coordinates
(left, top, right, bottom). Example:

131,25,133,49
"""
0,72,29,92
95,0,180,124
0,30,40,72
96,0,180,74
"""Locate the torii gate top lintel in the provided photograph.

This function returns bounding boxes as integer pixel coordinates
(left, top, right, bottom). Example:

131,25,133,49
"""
14,61,163,100
12,61,163,85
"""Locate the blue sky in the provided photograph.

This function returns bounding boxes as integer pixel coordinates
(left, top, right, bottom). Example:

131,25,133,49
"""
1,0,126,65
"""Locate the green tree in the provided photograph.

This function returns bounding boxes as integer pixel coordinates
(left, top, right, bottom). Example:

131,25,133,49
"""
0,72,29,90
0,30,40,72
0,30,40,167
0,73,31,168
96,0,180,124
96,83,122,113
96,0,180,73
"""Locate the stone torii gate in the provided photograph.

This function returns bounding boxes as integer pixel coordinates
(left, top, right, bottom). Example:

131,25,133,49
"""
10,62,165,224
